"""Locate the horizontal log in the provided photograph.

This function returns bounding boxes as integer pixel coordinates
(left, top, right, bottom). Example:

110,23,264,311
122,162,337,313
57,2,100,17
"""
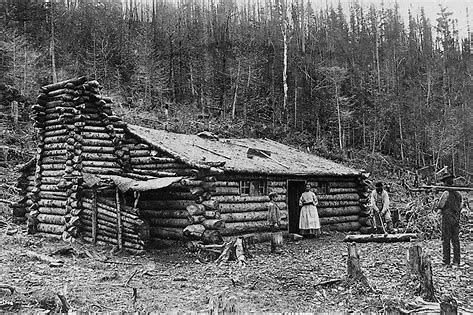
37,223,64,234
37,213,65,225
81,152,117,161
81,132,112,140
38,206,67,215
41,170,66,177
42,149,68,157
319,215,359,225
38,191,67,199
82,200,138,221
82,167,122,174
268,187,287,194
202,219,225,230
268,180,287,187
130,157,177,164
83,126,124,133
82,160,120,168
38,199,67,208
318,206,361,217
41,164,65,171
343,233,418,243
318,200,360,207
82,146,115,153
203,211,220,219
44,129,68,137
132,163,188,170
323,221,361,232
214,187,240,196
219,202,286,213
214,181,239,187
329,187,360,194
139,209,189,219
214,195,270,203
43,143,67,150
150,226,183,240
42,156,67,164
220,211,267,222
318,193,360,201
82,139,113,146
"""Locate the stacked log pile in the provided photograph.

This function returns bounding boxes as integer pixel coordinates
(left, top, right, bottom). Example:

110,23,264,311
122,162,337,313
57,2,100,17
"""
29,77,118,240
214,178,288,236
136,177,225,244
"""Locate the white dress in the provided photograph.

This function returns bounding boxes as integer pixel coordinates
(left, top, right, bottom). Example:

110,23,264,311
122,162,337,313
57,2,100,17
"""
299,191,320,231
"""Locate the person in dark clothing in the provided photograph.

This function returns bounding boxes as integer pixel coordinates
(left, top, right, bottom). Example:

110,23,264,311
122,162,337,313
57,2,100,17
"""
437,173,462,267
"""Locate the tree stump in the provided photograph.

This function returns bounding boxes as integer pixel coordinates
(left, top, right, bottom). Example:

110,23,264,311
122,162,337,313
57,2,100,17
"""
420,255,436,302
347,243,364,279
346,243,372,290
270,232,283,253
440,295,458,314
407,245,437,302
407,245,423,275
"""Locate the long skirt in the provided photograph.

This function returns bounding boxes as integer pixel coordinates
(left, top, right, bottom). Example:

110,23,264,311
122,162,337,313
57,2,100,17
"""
299,205,320,235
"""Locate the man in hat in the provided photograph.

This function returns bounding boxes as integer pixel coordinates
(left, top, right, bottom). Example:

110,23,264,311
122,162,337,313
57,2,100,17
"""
370,182,393,233
437,173,462,267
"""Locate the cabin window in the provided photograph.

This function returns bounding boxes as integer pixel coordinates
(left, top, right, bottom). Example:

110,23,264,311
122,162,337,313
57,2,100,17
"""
240,181,251,195
240,180,267,196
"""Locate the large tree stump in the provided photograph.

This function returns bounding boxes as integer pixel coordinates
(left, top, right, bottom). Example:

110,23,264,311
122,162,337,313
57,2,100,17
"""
407,245,423,275
407,245,437,302
346,243,372,290
420,255,436,302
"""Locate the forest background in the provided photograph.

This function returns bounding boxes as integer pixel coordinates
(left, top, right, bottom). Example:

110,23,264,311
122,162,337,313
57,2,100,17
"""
1,0,472,180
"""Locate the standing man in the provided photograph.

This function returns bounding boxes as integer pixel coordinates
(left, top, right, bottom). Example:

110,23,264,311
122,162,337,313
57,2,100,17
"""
437,173,462,267
370,182,393,233
298,183,320,238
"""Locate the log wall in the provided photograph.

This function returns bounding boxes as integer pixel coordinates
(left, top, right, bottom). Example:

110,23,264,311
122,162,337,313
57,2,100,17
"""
212,174,368,237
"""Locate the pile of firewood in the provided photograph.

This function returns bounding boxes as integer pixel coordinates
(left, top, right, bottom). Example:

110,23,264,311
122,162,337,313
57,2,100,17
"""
28,77,118,241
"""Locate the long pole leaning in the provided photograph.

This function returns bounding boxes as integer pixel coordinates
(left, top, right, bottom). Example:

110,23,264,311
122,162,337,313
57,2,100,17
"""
115,187,123,250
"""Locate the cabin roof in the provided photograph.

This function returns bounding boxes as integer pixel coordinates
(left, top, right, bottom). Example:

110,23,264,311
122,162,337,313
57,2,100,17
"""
127,125,362,177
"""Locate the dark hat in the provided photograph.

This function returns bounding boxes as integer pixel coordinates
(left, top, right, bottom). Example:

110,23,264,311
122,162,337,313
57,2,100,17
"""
375,182,383,188
439,173,454,182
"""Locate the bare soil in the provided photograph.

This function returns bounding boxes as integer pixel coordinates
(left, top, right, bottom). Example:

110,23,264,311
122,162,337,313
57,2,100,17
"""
1,226,472,313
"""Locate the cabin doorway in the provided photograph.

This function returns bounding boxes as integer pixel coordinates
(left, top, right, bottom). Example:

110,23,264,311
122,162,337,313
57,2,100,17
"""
287,180,306,233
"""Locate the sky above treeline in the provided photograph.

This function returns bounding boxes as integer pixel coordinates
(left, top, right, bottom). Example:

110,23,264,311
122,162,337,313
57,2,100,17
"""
311,0,471,38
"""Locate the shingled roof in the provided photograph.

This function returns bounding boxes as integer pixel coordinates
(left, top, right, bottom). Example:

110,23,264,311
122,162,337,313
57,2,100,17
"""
127,125,362,177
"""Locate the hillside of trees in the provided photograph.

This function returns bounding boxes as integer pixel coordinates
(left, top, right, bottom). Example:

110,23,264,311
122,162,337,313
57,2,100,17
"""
1,0,472,180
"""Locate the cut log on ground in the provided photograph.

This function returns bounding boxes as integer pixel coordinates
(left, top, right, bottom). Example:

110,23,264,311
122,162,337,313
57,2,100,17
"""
344,233,418,243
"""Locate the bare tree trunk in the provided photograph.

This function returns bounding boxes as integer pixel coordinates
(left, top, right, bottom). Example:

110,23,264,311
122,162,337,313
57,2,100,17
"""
399,112,404,161
294,71,297,128
280,0,288,117
335,84,343,153
231,60,241,120
50,2,57,83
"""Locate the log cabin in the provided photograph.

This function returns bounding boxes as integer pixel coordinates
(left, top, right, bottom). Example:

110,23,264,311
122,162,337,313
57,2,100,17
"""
14,77,371,252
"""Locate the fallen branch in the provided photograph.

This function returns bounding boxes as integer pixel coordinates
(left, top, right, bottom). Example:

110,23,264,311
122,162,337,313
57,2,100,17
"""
25,250,64,267
124,269,140,287
57,285,70,312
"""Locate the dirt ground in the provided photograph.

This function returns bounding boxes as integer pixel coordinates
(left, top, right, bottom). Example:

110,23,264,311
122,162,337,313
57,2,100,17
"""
1,226,472,313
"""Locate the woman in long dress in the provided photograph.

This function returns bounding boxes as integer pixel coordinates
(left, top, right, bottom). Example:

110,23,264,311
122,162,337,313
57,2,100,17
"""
299,183,321,237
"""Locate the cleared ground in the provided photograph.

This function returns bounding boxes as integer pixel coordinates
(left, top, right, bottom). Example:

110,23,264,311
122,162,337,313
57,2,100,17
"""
0,228,472,313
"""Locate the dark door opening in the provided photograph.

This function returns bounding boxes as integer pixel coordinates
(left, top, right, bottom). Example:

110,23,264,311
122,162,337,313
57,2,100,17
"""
287,180,306,234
